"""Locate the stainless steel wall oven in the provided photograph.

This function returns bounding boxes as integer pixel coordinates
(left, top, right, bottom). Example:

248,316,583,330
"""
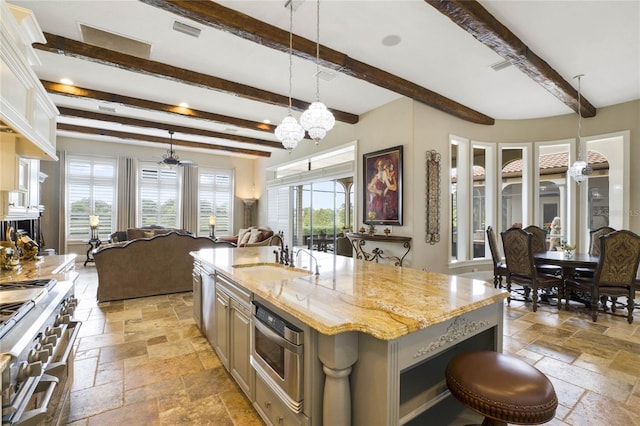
250,301,304,414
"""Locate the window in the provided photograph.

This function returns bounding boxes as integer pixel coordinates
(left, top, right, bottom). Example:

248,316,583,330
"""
449,131,629,266
267,143,355,247
66,155,117,241
138,163,179,228
450,137,496,263
198,168,234,236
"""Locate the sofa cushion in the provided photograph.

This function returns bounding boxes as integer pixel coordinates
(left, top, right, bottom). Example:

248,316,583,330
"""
239,229,252,246
248,228,263,244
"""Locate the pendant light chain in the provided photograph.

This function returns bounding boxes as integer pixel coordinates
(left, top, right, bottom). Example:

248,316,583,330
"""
287,1,294,113
274,1,305,152
299,0,335,144
315,0,320,101
576,74,583,160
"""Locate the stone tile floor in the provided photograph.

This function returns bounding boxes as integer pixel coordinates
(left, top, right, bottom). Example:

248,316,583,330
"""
62,267,640,425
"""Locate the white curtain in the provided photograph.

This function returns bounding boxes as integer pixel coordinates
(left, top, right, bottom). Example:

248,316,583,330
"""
57,150,67,253
117,156,137,231
181,165,198,234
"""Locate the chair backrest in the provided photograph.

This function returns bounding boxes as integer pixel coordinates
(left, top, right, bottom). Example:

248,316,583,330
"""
486,226,501,266
589,226,616,257
595,230,640,286
501,228,534,276
523,225,548,253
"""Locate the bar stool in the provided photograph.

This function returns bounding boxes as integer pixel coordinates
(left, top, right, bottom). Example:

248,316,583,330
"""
445,350,557,425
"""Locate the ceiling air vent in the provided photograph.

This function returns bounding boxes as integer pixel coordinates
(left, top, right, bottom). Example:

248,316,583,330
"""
315,70,336,82
490,59,513,72
80,24,151,59
172,21,201,38
97,104,117,113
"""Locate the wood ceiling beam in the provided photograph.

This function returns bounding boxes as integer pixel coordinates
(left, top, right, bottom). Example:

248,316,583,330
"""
35,33,358,125
42,80,277,133
140,0,494,125
57,107,283,150
57,123,271,158
425,0,596,118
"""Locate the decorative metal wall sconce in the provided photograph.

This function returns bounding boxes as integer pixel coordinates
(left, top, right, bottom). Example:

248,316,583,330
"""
425,150,441,244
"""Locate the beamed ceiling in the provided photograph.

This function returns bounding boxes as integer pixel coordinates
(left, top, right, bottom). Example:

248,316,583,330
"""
9,0,639,159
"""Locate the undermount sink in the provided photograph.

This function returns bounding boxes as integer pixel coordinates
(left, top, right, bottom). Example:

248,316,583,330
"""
232,263,313,280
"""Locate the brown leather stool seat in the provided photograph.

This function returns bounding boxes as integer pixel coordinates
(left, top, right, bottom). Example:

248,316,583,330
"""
445,350,557,425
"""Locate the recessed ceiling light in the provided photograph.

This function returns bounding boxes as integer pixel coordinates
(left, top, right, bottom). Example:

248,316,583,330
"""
381,34,401,47
179,102,189,108
60,78,74,85
263,119,271,124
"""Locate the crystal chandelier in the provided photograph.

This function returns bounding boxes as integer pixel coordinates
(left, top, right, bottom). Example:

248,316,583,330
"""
299,0,335,144
275,0,304,152
568,74,592,184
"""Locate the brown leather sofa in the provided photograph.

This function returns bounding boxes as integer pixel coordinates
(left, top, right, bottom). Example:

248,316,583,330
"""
94,231,234,302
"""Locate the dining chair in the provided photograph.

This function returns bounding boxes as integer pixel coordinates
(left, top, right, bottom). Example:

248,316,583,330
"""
486,226,507,288
565,230,640,324
575,226,616,279
501,228,564,312
523,225,562,276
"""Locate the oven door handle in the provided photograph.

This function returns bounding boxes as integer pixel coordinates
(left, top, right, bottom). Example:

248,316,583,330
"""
46,320,82,379
14,375,59,426
254,318,303,354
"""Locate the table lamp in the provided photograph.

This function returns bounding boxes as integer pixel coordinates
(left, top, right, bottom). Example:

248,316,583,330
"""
209,216,216,239
89,215,100,240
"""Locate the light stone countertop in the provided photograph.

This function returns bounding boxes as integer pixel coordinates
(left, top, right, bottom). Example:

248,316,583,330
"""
0,254,78,284
192,247,507,340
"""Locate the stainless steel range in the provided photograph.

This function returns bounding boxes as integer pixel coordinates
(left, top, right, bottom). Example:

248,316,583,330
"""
1,278,81,426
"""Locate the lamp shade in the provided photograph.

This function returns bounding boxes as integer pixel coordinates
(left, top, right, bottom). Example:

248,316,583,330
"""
89,215,100,228
568,159,591,184
209,216,216,226
300,101,335,144
275,115,305,151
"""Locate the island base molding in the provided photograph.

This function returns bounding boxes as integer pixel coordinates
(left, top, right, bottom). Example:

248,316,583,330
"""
351,302,504,426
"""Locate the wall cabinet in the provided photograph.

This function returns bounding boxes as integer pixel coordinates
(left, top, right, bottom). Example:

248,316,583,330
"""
1,1,58,160
0,134,41,219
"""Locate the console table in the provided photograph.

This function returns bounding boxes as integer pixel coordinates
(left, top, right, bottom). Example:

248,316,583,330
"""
84,238,101,266
346,233,412,266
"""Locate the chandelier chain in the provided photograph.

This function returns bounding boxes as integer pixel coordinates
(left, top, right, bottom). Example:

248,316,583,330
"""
287,0,294,113
315,0,320,101
576,74,583,160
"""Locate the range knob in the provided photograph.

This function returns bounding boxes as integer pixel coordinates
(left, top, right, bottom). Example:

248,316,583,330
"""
27,349,49,363
41,343,54,357
54,314,71,326
45,326,63,338
17,361,42,382
41,334,57,346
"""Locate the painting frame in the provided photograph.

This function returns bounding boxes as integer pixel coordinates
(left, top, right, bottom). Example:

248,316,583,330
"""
363,145,403,226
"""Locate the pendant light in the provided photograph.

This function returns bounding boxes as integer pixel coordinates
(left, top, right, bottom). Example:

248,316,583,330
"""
299,0,335,144
568,74,592,184
275,0,305,152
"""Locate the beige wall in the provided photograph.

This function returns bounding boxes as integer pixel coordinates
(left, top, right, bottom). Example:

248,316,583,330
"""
259,99,640,274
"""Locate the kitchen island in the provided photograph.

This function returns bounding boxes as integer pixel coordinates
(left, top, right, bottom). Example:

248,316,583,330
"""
192,247,507,426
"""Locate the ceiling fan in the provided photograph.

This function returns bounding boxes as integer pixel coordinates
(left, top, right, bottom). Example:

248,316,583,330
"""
159,131,195,167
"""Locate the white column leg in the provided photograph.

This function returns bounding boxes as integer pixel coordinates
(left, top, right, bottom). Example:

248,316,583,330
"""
318,332,358,426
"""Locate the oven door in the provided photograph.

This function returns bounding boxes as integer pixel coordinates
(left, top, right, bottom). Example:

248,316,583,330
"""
251,316,303,412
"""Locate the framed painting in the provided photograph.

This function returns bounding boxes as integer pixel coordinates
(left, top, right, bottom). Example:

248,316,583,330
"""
363,145,403,226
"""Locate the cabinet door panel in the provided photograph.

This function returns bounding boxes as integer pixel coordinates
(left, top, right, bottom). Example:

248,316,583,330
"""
214,289,230,368
231,303,251,397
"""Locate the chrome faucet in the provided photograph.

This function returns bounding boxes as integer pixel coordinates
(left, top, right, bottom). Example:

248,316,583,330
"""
296,249,320,276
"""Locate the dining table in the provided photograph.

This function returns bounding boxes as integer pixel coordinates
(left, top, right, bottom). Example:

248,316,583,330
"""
534,251,600,308
533,251,599,281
